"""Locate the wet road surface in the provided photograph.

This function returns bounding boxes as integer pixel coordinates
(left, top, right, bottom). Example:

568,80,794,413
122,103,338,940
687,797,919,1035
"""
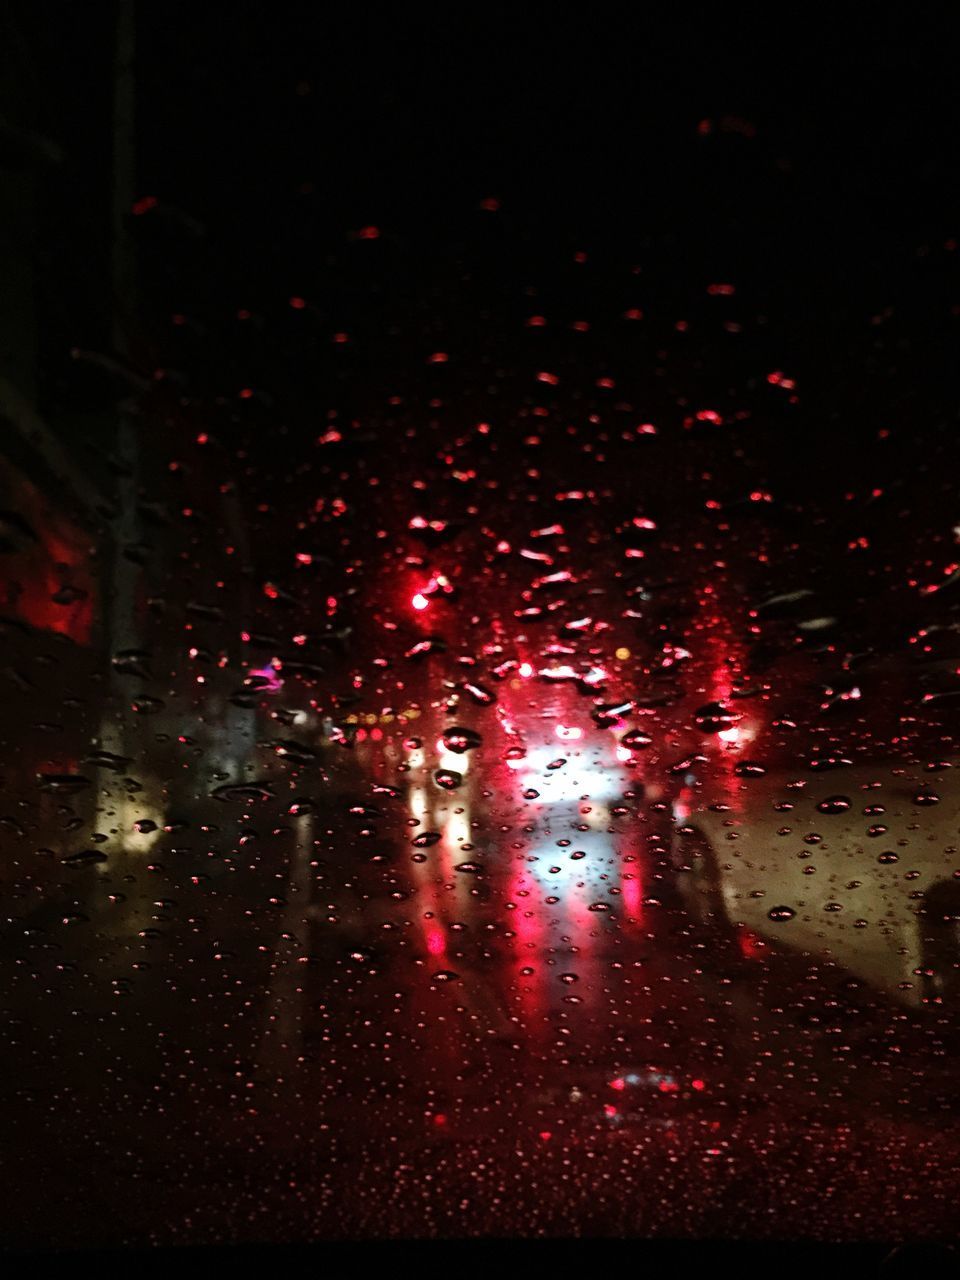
2,639,959,1248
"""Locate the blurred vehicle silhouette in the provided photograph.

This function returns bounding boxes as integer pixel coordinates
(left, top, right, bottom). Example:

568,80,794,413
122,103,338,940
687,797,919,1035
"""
673,757,960,1008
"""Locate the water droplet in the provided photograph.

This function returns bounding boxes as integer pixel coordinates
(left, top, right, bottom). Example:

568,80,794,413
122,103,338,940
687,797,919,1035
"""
211,782,275,802
38,773,92,794
816,795,851,815
131,695,165,715
463,681,496,706
434,769,463,790
441,726,482,753
694,702,742,733
913,789,940,806
808,755,853,772
111,649,151,678
51,585,87,606
734,761,766,778
593,700,634,725
83,750,132,772
61,850,107,867
268,739,318,763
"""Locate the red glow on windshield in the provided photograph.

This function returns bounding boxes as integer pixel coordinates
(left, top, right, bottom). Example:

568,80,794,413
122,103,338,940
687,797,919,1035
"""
621,873,643,922
738,929,766,960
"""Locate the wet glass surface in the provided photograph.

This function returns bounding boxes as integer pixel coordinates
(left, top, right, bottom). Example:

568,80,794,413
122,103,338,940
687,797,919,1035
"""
1,8,959,1254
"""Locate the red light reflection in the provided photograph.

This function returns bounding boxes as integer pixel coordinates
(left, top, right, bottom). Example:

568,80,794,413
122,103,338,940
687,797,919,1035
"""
620,870,643,924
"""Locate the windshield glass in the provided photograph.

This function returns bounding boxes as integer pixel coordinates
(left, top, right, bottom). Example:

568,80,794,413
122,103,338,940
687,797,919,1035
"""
1,6,958,1258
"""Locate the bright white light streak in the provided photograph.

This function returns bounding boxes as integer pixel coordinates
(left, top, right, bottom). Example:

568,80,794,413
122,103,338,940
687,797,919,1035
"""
436,741,470,775
409,786,429,821
443,807,471,847
518,747,622,802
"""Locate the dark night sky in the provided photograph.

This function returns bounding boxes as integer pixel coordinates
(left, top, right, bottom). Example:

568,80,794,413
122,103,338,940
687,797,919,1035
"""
134,8,958,236
129,7,960,406
16,5,959,495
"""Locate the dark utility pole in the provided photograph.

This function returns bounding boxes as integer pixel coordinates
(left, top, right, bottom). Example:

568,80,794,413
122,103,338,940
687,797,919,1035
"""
101,0,141,767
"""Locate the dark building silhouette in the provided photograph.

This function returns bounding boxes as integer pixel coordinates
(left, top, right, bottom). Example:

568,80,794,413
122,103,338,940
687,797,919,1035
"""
0,2,121,642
